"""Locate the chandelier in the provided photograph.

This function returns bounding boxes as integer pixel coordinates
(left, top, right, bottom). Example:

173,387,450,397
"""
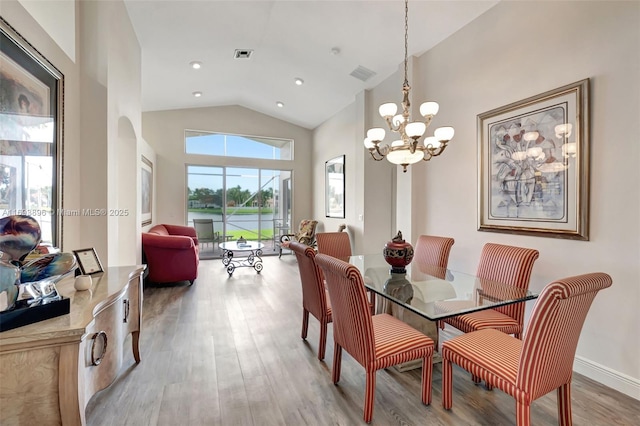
363,0,454,172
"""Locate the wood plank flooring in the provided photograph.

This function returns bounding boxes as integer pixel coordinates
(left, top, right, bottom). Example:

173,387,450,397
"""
86,255,640,425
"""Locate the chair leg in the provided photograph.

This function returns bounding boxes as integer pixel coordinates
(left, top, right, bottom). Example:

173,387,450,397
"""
442,358,453,410
368,291,376,315
557,383,573,426
421,355,433,405
332,343,342,384
516,401,531,426
301,308,309,340
363,368,376,423
318,319,328,360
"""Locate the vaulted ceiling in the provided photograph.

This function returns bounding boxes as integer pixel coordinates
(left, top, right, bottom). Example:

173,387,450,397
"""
124,1,498,129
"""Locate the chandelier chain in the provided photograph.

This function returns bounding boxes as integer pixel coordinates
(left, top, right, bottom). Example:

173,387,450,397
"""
404,0,409,86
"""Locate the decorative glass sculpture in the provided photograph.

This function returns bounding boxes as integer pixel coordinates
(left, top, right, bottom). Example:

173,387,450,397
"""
0,215,42,263
0,252,20,312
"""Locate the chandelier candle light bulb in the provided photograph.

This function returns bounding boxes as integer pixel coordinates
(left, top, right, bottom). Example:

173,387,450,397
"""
364,0,454,172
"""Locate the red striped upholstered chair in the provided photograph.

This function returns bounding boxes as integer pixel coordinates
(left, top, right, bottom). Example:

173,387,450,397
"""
315,254,434,423
443,243,539,339
316,231,352,261
413,235,455,279
290,241,332,360
442,272,612,426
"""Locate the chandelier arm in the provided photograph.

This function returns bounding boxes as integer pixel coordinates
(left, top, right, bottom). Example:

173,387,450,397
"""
374,144,389,158
384,117,402,133
368,149,386,161
424,143,449,158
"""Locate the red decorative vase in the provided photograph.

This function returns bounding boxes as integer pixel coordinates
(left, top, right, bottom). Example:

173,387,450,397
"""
383,231,414,274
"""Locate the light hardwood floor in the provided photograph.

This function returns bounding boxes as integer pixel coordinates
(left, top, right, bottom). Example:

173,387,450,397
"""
86,255,640,425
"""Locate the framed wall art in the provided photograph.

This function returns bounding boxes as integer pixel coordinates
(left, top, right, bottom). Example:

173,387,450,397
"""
478,79,590,240
325,155,345,218
141,155,153,226
0,17,63,246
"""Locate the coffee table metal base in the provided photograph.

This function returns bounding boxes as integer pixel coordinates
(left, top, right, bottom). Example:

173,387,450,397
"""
221,248,263,276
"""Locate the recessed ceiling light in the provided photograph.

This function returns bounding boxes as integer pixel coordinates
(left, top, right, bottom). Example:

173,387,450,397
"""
189,61,202,69
294,78,304,86
276,101,284,108
192,91,202,97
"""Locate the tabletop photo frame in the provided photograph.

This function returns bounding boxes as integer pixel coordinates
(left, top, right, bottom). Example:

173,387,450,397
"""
477,79,590,240
73,248,104,275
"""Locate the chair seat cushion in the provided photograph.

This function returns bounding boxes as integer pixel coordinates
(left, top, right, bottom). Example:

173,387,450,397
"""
442,328,520,386
371,314,433,369
445,308,522,335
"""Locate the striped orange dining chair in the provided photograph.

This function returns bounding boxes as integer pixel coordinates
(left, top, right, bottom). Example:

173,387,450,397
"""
290,241,332,361
316,231,352,261
442,243,539,339
442,272,612,426
315,254,434,423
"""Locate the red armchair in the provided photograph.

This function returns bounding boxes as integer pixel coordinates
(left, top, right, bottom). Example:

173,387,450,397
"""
142,224,199,285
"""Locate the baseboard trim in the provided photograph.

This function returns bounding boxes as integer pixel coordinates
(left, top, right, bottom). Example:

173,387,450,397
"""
573,355,640,400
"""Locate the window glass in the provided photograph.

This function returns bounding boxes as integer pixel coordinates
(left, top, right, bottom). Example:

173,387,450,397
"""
185,130,292,160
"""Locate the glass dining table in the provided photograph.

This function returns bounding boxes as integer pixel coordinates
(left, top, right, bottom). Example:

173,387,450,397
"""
348,254,539,322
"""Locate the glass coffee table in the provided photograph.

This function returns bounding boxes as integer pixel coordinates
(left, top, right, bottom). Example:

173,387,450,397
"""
219,241,264,276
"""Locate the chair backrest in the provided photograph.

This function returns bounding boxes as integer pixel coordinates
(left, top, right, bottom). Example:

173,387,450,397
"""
316,232,352,261
193,219,215,241
295,220,318,246
517,273,612,400
476,243,539,324
315,253,375,367
290,241,329,321
413,235,455,279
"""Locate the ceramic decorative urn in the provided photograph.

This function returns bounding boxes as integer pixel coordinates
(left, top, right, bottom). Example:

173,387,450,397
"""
383,230,414,274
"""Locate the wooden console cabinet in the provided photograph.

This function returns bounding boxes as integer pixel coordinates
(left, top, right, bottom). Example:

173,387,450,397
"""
0,266,146,425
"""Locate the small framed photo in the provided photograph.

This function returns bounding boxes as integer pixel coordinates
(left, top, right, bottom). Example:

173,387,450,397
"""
73,248,104,275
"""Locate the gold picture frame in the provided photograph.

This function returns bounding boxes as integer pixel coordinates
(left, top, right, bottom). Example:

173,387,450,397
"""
325,155,345,218
478,79,590,240
1,17,63,246
141,155,153,226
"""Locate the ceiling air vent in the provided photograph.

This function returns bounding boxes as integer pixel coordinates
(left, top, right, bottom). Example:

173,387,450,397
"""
234,49,254,59
350,65,376,82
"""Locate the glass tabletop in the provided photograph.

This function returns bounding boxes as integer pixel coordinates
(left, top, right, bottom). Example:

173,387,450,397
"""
220,241,264,251
348,254,538,321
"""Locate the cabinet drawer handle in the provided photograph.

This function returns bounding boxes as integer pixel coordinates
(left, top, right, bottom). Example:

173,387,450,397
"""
123,299,130,323
91,331,108,366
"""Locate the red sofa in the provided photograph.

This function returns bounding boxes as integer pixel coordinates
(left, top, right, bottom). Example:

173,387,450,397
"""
142,224,199,285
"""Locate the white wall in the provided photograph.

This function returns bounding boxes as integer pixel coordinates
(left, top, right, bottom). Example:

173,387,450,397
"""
312,0,639,399
18,0,76,62
141,105,313,227
312,102,360,241
413,0,639,396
